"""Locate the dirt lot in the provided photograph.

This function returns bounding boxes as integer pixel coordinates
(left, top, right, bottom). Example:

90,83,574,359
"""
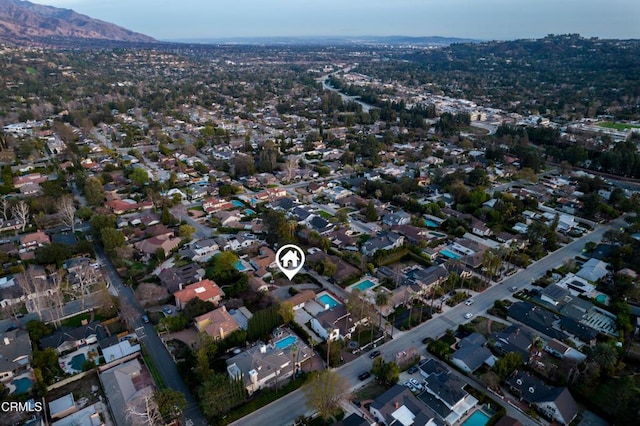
135,282,170,307
46,370,105,406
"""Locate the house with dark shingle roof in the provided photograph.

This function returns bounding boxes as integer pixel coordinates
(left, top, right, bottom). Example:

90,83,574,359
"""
506,371,579,425
451,333,494,373
369,384,441,426
0,329,32,386
39,321,107,355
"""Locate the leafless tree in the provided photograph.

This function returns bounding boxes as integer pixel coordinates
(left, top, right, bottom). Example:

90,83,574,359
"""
0,197,9,221
286,155,300,182
69,263,100,310
15,266,49,321
57,196,76,233
125,391,162,426
11,200,29,231
46,266,67,327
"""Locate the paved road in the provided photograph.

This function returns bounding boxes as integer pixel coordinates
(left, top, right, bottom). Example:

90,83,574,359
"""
170,203,213,239
94,245,209,426
232,216,626,426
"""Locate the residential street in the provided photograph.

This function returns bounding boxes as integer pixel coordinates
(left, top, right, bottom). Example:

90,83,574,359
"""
231,215,627,426
94,245,209,426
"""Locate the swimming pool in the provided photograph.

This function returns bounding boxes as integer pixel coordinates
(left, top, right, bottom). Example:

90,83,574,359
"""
235,260,247,271
11,377,33,394
425,219,439,228
244,209,256,215
70,353,86,371
461,410,490,426
352,279,377,292
274,335,297,350
318,294,341,309
231,200,245,207
440,249,462,259
596,294,608,304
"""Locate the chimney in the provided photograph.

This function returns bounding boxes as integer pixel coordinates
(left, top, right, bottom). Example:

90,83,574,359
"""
260,344,267,354
395,402,399,409
3,337,9,345
219,327,224,339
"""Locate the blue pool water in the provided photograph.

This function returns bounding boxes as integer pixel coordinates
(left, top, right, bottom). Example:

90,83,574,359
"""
462,411,490,426
244,209,256,215
424,219,439,228
70,353,86,371
274,335,297,350
231,200,245,207
318,294,341,309
440,249,462,259
11,377,33,394
596,294,608,304
352,279,377,292
235,260,247,271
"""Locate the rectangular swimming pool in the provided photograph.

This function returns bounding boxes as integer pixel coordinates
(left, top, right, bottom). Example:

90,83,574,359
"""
462,410,490,426
235,260,247,271
274,335,297,350
440,248,462,259
231,200,245,207
352,279,377,292
318,294,341,309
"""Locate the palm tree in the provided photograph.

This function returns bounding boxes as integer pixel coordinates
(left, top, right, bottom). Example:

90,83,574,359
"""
590,343,619,374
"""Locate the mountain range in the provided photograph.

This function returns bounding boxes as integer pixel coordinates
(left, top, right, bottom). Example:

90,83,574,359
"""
0,0,155,46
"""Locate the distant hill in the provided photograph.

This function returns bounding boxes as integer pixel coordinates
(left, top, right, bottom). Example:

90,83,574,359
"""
173,35,480,46
0,0,155,46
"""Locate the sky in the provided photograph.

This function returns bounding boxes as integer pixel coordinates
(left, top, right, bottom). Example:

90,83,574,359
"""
28,0,640,41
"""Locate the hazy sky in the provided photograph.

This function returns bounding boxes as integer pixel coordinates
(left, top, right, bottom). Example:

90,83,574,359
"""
28,0,640,41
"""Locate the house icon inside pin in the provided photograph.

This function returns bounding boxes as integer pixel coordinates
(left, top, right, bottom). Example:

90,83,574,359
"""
280,250,300,268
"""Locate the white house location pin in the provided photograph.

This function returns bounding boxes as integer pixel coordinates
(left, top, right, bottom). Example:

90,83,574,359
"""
276,244,305,281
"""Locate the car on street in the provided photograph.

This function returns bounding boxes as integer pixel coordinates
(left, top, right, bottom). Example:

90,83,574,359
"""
142,315,150,323
358,371,371,381
509,286,518,292
369,350,381,359
408,366,418,374
464,313,473,319
464,299,473,306
421,337,432,344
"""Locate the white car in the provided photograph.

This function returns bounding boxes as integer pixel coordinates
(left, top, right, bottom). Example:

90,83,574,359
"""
464,299,473,306
464,313,473,319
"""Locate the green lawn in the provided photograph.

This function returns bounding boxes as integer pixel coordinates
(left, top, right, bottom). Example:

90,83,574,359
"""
598,121,640,131
355,381,387,401
141,346,165,388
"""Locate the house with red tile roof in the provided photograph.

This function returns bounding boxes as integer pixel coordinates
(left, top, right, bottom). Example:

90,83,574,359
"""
174,279,224,310
134,234,181,257
194,306,240,340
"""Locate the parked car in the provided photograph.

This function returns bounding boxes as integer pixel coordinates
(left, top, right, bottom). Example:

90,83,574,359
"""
409,378,422,388
142,315,150,323
421,337,432,345
509,286,518,292
407,366,418,374
163,307,173,314
369,350,381,359
464,313,473,319
464,299,474,306
358,371,371,381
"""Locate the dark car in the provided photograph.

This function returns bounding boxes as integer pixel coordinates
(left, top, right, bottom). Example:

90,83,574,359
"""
142,315,150,323
421,337,432,345
407,366,418,374
358,371,371,381
369,350,381,359
5,325,18,332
